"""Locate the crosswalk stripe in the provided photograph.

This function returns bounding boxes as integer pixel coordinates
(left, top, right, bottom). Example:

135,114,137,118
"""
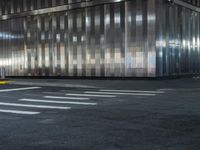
66,93,116,98
0,102,70,110
43,92,64,95
0,87,41,92
19,99,97,106
0,109,40,115
44,96,90,100
99,89,164,94
85,91,156,96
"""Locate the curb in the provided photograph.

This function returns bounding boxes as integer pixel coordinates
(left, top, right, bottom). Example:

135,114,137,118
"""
0,81,12,85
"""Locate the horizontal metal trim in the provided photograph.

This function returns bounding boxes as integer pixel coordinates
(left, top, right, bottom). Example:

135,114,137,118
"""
174,0,200,12
0,0,126,21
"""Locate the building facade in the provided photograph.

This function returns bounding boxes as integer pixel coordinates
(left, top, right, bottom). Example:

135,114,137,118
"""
0,0,199,77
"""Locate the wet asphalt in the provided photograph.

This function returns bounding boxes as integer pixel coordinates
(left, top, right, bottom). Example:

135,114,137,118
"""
0,78,200,150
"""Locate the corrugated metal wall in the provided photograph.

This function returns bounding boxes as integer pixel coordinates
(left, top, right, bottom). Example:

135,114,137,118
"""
0,0,87,15
181,0,200,7
0,0,156,77
0,0,199,77
156,0,200,76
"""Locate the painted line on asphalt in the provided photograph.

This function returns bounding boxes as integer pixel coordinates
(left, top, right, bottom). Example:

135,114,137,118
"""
85,91,156,96
0,109,40,115
99,89,164,94
19,99,97,105
44,96,90,100
43,92,64,95
0,102,70,110
157,88,174,91
0,87,41,92
66,93,116,98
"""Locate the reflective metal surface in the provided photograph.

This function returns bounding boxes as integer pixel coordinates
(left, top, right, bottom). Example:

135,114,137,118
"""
181,0,200,7
0,0,199,77
156,0,200,76
174,0,200,12
0,0,128,20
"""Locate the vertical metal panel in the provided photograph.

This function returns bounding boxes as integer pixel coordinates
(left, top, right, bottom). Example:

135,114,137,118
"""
81,9,86,76
0,22,2,68
60,13,66,76
85,7,92,76
77,9,83,76
94,6,101,76
147,0,156,77
90,7,96,76
40,15,45,76
68,9,74,76
114,3,125,77
64,12,69,76
104,4,111,77
0,1,2,16
44,14,51,76
37,15,42,76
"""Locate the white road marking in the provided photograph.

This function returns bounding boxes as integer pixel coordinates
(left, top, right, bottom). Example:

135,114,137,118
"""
85,91,156,96
44,96,90,100
0,109,40,115
66,93,116,98
43,92,64,95
19,99,97,106
0,87,41,92
157,88,174,91
0,102,70,110
99,89,164,94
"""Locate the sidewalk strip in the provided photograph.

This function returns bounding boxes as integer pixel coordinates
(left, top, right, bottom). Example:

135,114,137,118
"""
0,102,70,110
0,87,41,92
99,89,164,94
0,81,11,85
44,96,90,100
85,91,156,96
0,109,40,115
66,93,116,98
19,99,97,106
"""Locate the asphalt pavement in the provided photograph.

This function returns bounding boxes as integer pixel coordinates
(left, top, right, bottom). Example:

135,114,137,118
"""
0,78,200,150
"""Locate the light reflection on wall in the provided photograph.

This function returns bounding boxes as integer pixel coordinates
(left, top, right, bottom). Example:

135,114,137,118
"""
0,0,199,77
0,32,24,39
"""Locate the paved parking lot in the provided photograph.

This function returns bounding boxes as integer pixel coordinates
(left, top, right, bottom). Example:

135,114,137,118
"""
0,78,200,150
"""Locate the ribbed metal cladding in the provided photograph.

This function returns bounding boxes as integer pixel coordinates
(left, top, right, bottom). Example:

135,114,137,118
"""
156,0,200,76
0,0,199,77
181,0,200,7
